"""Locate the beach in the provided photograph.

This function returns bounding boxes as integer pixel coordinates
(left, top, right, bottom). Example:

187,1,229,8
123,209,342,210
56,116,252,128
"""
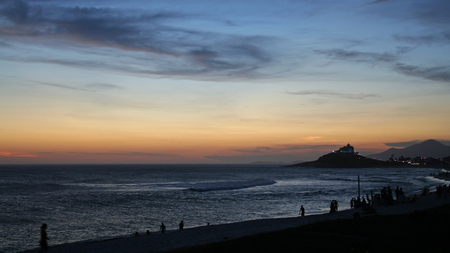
21,192,450,253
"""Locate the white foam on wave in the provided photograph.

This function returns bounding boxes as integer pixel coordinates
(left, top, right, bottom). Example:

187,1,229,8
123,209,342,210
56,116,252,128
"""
66,179,276,192
187,178,276,192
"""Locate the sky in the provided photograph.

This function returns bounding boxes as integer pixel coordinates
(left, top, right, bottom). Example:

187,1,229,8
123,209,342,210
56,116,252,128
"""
1,0,450,164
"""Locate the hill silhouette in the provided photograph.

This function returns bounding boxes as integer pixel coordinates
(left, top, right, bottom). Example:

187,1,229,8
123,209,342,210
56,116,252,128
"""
369,139,450,160
287,153,400,168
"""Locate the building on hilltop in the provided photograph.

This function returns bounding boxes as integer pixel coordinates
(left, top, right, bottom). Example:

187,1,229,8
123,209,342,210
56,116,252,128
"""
332,143,357,154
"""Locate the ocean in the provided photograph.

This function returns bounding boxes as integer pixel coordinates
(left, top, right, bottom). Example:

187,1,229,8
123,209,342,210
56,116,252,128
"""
0,164,444,252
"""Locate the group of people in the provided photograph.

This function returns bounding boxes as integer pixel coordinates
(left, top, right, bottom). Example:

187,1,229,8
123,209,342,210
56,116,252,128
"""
329,200,339,213
350,196,369,208
38,220,186,252
138,220,185,236
298,200,339,216
435,184,449,198
157,220,184,234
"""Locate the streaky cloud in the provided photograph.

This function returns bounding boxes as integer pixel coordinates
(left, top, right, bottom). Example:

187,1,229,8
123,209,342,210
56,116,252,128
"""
0,0,273,79
0,151,37,157
314,49,398,64
394,63,450,83
362,0,394,6
286,90,381,100
85,83,124,91
314,47,450,84
66,151,181,158
204,154,303,164
33,81,123,92
393,32,450,46
33,81,89,91
233,144,338,154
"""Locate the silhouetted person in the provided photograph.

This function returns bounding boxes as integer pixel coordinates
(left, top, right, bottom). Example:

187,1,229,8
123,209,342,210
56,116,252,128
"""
299,205,305,216
146,230,150,235
160,223,166,233
39,223,49,253
179,220,184,230
330,200,335,213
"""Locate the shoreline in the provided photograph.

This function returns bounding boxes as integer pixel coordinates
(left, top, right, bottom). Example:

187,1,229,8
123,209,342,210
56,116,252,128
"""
21,191,450,253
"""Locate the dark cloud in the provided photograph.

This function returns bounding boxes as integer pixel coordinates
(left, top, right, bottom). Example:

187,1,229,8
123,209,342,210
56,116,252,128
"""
393,33,450,46
0,0,29,23
233,144,338,154
232,147,273,153
33,81,125,92
413,1,450,27
85,83,123,91
0,0,272,78
204,154,303,164
314,49,398,64
34,81,88,91
286,90,381,100
363,0,394,5
0,39,11,47
395,46,413,55
394,63,450,83
66,151,180,158
207,144,340,163
315,48,450,84
32,81,126,93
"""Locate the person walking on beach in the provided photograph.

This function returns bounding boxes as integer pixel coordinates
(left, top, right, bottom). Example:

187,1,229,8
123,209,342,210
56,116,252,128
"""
39,223,49,253
160,223,166,233
299,205,305,216
179,220,184,230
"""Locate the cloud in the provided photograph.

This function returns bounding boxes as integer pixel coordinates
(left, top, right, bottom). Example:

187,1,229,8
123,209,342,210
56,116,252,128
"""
84,83,124,91
413,1,450,27
232,147,273,154
204,154,303,164
89,152,180,158
394,64,450,83
286,90,381,100
233,144,338,154
207,143,341,163
34,81,89,91
52,151,181,158
0,152,37,157
393,33,450,46
362,0,394,6
314,49,398,64
303,136,322,141
314,48,450,84
0,0,273,79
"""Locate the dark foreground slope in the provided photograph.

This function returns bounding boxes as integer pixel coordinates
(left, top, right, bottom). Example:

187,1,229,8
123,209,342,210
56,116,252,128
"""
170,204,450,253
287,153,402,168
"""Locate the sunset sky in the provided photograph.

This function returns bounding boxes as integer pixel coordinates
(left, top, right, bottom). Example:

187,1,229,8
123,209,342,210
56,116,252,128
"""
1,0,450,164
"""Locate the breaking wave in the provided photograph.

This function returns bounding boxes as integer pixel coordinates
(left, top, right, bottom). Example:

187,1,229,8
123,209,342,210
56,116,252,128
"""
187,178,276,192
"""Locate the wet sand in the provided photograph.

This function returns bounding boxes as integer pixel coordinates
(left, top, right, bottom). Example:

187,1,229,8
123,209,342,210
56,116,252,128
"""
21,192,450,253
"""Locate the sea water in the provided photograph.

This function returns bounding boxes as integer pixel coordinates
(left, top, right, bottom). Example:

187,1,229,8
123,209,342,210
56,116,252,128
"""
0,164,444,252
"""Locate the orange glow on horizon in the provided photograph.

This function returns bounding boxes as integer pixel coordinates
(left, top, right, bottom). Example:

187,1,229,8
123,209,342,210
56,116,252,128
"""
0,152,37,157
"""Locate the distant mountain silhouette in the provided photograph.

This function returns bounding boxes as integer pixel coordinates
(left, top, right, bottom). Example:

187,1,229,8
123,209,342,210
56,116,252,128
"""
369,139,450,161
